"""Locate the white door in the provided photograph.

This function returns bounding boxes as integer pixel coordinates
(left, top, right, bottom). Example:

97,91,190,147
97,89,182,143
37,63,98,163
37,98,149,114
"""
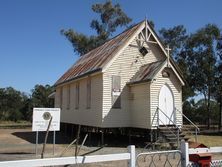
158,85,174,125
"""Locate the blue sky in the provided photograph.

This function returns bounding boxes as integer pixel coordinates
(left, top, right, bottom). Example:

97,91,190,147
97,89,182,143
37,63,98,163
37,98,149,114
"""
0,0,221,94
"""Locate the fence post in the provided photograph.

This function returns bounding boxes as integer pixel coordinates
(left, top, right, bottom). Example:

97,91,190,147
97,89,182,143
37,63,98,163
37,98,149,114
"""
128,145,135,167
181,140,189,167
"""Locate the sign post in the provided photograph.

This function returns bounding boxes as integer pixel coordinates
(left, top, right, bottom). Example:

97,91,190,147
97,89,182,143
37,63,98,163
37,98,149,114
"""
32,108,60,156
53,131,55,155
35,131,38,156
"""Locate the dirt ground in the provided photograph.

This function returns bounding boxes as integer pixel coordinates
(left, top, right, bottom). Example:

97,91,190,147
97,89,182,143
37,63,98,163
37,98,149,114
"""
0,128,222,167
0,128,129,166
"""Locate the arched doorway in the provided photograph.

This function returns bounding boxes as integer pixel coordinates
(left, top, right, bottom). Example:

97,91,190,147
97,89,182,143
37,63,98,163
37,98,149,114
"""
158,84,175,125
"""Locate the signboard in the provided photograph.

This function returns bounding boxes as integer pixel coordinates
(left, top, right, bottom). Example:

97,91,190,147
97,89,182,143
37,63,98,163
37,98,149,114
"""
32,108,60,131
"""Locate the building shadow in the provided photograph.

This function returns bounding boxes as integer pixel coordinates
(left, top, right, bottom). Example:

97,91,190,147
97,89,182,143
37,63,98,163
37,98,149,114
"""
12,131,72,144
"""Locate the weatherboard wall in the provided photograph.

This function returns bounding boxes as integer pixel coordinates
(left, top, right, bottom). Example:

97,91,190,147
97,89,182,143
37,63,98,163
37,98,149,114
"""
102,38,165,128
55,74,103,127
129,82,150,128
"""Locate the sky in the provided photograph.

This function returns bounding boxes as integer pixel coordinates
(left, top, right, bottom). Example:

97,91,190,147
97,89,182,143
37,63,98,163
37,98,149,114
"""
0,0,221,94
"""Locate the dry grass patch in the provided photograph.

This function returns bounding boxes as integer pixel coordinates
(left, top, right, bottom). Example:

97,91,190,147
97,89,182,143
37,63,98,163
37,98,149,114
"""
189,133,222,147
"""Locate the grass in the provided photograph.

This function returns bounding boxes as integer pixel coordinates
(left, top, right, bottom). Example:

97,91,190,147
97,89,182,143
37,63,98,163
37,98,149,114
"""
0,120,31,128
189,133,222,147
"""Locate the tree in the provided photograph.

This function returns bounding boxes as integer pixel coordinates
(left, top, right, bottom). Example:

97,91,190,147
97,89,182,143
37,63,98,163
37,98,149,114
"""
0,85,54,122
213,35,222,130
216,64,222,130
0,87,25,121
61,1,132,55
159,25,194,101
31,84,54,108
159,25,188,60
184,24,220,128
20,94,33,121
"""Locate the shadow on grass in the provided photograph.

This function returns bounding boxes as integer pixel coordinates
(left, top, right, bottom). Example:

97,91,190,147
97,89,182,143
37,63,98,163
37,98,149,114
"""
12,131,72,144
78,132,148,148
12,131,148,148
200,131,222,136
0,152,34,155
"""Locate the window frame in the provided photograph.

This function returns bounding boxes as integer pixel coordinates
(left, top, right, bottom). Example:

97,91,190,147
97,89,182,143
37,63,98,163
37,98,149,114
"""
111,75,121,109
75,83,79,109
60,87,63,109
86,77,91,109
67,85,70,110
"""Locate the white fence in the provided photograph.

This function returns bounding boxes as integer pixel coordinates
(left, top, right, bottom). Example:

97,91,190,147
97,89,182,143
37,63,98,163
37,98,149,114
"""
0,142,222,167
181,140,222,166
0,146,135,167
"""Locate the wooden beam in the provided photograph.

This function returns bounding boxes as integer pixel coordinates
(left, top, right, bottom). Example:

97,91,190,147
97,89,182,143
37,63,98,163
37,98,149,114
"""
136,38,158,44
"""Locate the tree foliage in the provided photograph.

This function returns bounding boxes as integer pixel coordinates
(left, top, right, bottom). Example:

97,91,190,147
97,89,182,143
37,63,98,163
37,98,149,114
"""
159,25,188,60
214,34,222,129
0,87,26,121
31,84,54,108
159,25,194,101
90,1,132,38
183,99,219,125
185,24,220,127
185,24,220,95
0,85,54,122
61,0,132,56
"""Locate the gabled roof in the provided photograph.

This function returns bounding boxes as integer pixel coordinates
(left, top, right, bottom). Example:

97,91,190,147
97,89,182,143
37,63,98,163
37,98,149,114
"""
55,20,185,86
128,61,165,85
55,21,144,86
146,21,185,82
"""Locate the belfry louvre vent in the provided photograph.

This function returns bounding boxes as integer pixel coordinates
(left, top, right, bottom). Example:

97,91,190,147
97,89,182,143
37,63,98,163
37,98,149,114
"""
139,47,148,56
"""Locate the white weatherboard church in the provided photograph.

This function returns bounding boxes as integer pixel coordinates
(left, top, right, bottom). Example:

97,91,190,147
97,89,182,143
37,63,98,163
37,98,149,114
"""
54,20,185,133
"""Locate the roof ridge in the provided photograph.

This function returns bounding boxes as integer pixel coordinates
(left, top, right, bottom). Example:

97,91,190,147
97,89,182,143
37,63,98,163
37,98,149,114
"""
79,20,144,59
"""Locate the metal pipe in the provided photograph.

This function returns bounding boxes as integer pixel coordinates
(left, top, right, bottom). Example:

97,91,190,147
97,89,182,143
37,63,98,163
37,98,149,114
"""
175,108,199,131
35,131,39,157
195,129,198,142
157,107,179,129
175,108,199,142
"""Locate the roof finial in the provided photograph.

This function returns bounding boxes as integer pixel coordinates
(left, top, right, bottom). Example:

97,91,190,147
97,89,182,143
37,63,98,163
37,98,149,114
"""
145,15,148,41
166,45,171,67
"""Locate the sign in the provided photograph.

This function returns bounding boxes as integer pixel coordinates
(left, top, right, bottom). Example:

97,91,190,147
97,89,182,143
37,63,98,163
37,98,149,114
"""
32,108,60,131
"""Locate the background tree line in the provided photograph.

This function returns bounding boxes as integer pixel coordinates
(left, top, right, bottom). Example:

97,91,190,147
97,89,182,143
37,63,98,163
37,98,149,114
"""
0,85,54,122
1,1,221,129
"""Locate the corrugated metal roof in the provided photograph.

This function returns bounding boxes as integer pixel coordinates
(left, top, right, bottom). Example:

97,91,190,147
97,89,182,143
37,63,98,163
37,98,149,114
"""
128,61,165,84
55,21,144,86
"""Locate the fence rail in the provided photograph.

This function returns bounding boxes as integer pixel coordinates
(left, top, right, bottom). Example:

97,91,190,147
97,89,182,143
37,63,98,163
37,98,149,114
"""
0,142,222,167
189,146,222,154
0,146,135,167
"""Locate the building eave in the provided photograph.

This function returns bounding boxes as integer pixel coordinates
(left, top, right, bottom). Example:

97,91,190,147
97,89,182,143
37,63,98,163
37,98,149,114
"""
54,68,102,87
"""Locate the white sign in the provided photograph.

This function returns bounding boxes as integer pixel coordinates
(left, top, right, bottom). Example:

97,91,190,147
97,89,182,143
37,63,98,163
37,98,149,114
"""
32,108,60,131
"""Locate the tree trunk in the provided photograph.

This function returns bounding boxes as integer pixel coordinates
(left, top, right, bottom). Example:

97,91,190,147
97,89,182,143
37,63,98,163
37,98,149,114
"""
219,93,222,131
207,88,211,129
